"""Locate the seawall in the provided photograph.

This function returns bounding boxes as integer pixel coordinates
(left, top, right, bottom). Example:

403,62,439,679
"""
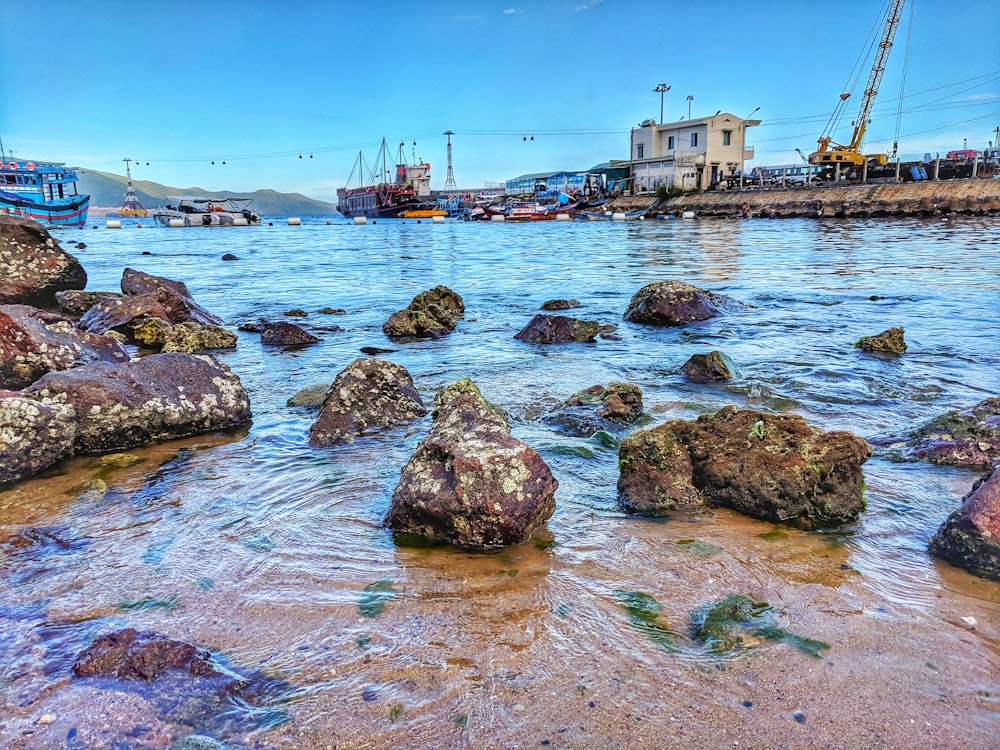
610,179,1000,219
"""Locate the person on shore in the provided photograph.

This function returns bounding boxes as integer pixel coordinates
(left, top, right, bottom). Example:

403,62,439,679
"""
740,202,751,219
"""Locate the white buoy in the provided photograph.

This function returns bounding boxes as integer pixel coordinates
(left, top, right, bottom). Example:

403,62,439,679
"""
682,211,696,220
168,218,185,228
611,212,627,221
287,217,302,226
555,212,571,221
432,215,446,224
490,214,506,223
232,217,248,226
353,216,367,225
105,219,122,229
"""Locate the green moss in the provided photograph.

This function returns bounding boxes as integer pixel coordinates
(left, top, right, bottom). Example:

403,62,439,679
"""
759,529,789,541
614,590,679,651
359,580,395,618
748,420,766,440
676,539,723,557
690,593,830,658
118,594,179,612
389,703,405,722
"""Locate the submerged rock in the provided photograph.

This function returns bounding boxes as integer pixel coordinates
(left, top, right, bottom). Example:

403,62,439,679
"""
540,298,580,311
72,628,222,681
929,466,1000,581
618,406,872,527
382,285,464,339
0,304,130,390
384,378,557,550
260,321,319,346
547,382,645,436
287,383,330,408
681,350,738,382
308,358,427,446
0,215,87,306
0,390,76,484
623,280,742,326
514,313,610,344
855,326,907,354
22,353,252,454
871,397,1000,469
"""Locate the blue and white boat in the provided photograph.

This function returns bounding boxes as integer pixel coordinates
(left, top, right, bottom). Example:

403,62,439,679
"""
0,158,90,227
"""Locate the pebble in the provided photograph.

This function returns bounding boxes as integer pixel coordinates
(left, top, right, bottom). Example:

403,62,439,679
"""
960,616,977,627
37,714,56,725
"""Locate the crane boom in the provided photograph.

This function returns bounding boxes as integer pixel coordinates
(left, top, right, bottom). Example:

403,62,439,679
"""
810,0,905,167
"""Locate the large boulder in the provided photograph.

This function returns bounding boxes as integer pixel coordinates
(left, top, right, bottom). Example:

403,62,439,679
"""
308,358,427,446
0,215,87,305
929,466,1000,581
22,353,252,454
0,304,130,390
870,397,1000,469
513,314,611,344
384,378,558,550
547,382,645,436
623,280,742,326
0,390,76,484
382,285,464,339
618,406,872,528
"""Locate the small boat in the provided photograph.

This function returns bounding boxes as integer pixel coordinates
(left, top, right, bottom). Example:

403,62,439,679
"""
399,208,448,219
481,201,577,221
338,139,433,219
0,158,90,227
152,196,261,227
577,209,646,221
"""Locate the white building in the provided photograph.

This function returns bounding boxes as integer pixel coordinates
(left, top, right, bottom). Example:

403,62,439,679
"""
629,112,760,192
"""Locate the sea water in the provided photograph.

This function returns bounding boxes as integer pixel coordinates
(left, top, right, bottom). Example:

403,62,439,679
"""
1,215,998,748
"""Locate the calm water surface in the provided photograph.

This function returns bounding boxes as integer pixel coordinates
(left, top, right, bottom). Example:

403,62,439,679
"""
1,216,998,749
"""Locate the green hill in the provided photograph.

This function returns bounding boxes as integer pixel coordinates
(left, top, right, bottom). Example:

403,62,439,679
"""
77,169,339,216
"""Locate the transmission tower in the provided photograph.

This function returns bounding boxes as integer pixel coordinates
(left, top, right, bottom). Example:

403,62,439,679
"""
119,158,148,217
443,131,457,190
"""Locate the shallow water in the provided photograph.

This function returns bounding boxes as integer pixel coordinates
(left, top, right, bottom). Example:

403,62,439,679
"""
1,215,999,749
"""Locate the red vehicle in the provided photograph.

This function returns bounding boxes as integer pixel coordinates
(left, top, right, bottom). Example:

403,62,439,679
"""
946,149,980,160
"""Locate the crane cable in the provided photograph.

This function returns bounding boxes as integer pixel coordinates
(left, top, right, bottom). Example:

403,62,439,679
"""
890,0,915,161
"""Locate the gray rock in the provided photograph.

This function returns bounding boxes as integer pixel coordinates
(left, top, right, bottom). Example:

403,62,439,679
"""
0,391,76,483
624,280,742,326
681,351,738,382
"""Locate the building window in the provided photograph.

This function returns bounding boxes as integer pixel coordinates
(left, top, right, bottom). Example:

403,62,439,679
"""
636,143,644,159
722,130,732,146
668,135,675,150
691,133,698,147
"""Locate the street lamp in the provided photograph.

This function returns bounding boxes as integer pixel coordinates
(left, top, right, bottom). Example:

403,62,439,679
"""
687,95,693,120
653,83,670,123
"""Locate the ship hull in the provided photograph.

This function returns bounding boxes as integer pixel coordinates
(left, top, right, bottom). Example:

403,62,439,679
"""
0,193,90,227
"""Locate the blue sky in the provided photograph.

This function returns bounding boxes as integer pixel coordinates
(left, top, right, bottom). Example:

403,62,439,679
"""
3,0,997,202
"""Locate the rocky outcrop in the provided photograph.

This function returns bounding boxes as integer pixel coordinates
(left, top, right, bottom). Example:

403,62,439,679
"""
22,353,252,454
55,290,121,318
547,382,645,436
384,378,558,550
308,358,427,446
513,314,612,344
623,281,743,326
618,406,872,527
681,351,738,382
0,304,130,390
259,321,319,346
73,628,222,681
382,285,464,339
870,397,1000,469
0,390,76,484
929,466,1000,581
161,322,238,353
0,215,87,305
855,326,907,354
540,299,580,311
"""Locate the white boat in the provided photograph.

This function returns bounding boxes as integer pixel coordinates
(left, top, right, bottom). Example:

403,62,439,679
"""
153,196,261,227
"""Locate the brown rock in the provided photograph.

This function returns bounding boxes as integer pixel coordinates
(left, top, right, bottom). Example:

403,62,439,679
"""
384,378,557,550
260,321,319,346
55,290,122,318
623,280,742,326
0,304,130,390
382,285,464,340
0,215,87,305
161,322,238,353
0,390,76,483
929,466,1000,581
308,358,427,446
72,628,221,681
547,382,645,436
855,326,907,354
681,351,738,382
22,353,252,454
513,314,602,344
541,299,580,311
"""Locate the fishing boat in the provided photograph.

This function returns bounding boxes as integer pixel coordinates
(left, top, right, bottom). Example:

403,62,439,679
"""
152,196,261,227
0,158,90,227
481,201,577,222
576,209,646,221
337,139,435,219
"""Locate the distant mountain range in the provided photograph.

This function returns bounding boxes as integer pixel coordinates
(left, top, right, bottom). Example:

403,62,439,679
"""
77,169,339,216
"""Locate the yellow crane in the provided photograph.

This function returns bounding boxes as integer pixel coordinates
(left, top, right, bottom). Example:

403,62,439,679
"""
810,0,906,168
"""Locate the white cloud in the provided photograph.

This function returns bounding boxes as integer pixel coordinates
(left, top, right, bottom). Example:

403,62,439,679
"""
454,15,481,20
503,8,523,14
575,0,604,9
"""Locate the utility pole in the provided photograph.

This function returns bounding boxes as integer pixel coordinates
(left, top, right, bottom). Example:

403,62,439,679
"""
653,83,670,123
687,95,693,121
